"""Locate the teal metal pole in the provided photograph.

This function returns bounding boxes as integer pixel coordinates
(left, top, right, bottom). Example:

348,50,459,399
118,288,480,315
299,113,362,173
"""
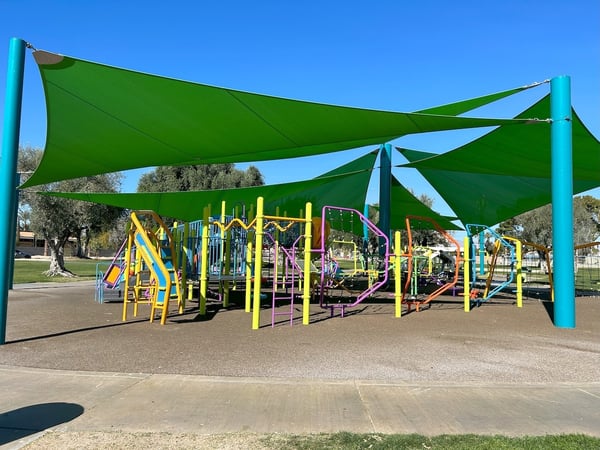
363,203,369,241
7,172,21,290
0,38,26,344
479,231,485,275
363,203,369,270
378,143,391,257
550,75,575,328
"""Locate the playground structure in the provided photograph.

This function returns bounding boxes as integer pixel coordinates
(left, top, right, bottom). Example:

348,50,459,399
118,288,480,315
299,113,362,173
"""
95,237,128,303
463,224,521,311
315,206,392,317
95,198,409,328
121,211,183,325
96,202,582,327
91,199,600,326
401,215,462,313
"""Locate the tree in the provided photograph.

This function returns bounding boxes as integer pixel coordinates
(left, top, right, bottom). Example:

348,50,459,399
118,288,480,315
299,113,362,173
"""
137,164,264,192
496,195,600,252
405,192,449,248
136,164,265,226
18,146,124,277
66,174,126,258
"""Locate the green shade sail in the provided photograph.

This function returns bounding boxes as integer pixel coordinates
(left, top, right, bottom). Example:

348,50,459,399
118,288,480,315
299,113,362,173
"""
400,149,599,226
46,150,463,233
389,176,461,231
400,95,600,181
22,50,541,188
413,82,545,115
397,97,600,227
48,171,369,224
46,152,378,227
398,94,600,226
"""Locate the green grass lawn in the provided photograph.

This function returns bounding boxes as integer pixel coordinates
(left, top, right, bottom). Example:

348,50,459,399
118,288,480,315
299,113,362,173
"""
12,258,104,284
259,432,599,449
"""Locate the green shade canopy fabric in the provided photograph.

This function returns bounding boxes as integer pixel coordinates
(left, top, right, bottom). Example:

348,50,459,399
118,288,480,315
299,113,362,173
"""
22,50,541,188
400,95,600,181
398,94,600,226
389,176,461,231
397,96,600,227
400,148,599,226
47,152,378,227
413,81,545,115
46,150,465,233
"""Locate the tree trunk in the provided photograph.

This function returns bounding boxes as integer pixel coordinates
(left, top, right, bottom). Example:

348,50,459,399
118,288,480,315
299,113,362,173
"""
44,238,75,277
83,230,91,258
75,232,86,258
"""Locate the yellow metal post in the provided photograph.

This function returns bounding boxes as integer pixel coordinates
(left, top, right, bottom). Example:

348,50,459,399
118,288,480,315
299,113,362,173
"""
515,239,523,308
302,203,313,325
220,201,231,307
394,231,402,318
123,230,134,322
245,241,253,312
199,225,209,316
180,222,189,312
427,250,433,275
252,197,264,329
274,206,280,290
464,236,470,312
133,246,143,318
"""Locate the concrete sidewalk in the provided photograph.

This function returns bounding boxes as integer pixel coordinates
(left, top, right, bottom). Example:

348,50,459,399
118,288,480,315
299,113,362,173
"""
1,365,599,449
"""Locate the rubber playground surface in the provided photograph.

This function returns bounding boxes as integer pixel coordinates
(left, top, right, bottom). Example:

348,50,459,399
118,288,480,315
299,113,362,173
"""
1,281,600,447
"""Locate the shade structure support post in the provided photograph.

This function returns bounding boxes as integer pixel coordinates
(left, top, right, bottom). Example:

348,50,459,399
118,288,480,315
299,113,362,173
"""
550,75,575,328
0,38,26,345
378,143,392,257
363,203,369,271
7,173,21,290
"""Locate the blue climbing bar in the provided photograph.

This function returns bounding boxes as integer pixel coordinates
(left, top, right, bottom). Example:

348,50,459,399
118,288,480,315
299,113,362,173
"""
0,38,27,344
550,75,575,328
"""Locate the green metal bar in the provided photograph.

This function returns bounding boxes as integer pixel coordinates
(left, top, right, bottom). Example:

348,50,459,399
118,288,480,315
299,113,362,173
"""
1,38,26,345
550,76,575,328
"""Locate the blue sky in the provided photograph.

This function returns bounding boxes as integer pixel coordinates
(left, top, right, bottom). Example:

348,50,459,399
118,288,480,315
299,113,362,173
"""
1,0,599,219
